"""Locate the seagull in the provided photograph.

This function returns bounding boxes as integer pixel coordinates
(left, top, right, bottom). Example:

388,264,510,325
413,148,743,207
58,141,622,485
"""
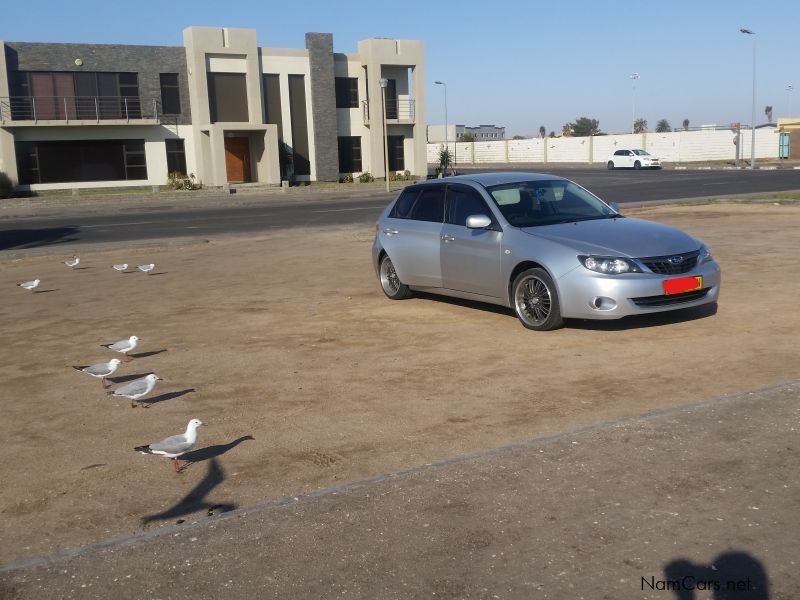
109,373,161,408
112,263,128,272
135,419,204,472
101,335,139,362
17,279,40,291
73,358,122,388
137,263,155,274
64,256,80,268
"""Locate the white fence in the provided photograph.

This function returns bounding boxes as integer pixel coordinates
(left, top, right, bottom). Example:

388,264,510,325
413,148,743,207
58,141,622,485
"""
427,129,780,165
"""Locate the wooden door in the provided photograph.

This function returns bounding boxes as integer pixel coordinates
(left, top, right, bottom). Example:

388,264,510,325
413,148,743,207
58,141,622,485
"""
224,137,251,183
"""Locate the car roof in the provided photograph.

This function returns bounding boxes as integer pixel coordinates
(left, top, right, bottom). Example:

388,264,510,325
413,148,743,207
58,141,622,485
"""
416,172,566,189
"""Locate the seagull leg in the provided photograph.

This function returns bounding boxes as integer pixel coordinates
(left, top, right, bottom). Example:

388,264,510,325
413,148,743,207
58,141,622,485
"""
131,400,138,408
172,458,182,473
124,353,131,363
102,378,111,389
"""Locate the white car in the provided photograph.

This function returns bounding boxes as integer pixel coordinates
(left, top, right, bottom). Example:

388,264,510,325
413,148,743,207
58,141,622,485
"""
607,149,661,170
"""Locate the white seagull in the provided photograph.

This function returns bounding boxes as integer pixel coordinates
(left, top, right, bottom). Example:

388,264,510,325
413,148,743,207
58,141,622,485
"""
73,358,122,388
101,335,139,362
137,263,155,274
135,419,204,473
109,373,161,408
112,263,128,272
17,279,41,291
64,256,80,268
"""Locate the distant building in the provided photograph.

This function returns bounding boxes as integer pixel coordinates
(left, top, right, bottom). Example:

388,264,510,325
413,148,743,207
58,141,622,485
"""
428,124,505,142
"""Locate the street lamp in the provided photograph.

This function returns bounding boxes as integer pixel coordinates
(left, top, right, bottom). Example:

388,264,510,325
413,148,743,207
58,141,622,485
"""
786,84,795,117
630,72,640,134
740,28,756,169
434,80,450,174
379,77,390,192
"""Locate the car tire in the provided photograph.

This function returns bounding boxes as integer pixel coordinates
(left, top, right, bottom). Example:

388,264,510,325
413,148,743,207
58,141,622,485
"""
511,268,564,331
379,254,412,300
607,161,615,170
634,160,641,170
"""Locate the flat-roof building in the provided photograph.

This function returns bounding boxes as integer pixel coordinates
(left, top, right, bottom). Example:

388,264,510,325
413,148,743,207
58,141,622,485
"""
0,27,427,191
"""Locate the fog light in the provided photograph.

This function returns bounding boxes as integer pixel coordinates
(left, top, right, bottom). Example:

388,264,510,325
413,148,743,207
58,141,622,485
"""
590,297,617,311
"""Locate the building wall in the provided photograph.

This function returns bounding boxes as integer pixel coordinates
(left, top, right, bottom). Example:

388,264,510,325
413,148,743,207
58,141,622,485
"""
3,41,191,124
305,33,338,182
427,129,781,164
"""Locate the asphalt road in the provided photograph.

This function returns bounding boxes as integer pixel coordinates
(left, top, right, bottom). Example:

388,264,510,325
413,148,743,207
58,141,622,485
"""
1,167,798,249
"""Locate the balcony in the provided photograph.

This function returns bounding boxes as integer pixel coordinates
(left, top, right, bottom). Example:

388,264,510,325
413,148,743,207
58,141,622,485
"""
362,98,415,125
0,96,163,126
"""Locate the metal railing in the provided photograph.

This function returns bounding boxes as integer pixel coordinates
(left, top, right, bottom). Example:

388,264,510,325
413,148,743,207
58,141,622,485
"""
0,96,162,123
362,98,416,123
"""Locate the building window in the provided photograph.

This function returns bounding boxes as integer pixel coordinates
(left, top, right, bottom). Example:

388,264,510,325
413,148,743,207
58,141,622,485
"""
337,136,362,173
288,74,310,176
165,139,187,175
160,73,181,115
388,135,404,171
208,72,248,123
15,139,148,184
334,77,359,109
263,74,283,137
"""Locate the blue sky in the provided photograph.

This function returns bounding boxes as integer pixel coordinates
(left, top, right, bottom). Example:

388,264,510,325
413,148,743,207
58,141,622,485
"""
2,0,798,136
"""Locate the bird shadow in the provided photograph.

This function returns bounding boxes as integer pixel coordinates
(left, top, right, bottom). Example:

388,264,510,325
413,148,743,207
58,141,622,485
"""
141,458,236,524
72,266,93,270
129,349,168,359
108,372,152,384
140,388,195,406
181,435,255,465
147,272,168,276
34,289,59,293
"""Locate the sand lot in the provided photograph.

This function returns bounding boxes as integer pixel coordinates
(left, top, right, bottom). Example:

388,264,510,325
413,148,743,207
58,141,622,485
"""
0,202,798,565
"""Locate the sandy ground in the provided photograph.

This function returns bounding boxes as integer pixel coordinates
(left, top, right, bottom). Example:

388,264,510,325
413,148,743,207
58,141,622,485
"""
0,202,798,565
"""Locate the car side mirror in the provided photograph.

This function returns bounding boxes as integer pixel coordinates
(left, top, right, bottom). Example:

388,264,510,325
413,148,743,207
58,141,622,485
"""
465,214,492,229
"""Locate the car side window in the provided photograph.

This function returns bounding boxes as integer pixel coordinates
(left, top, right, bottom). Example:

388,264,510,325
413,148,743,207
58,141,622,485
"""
407,187,445,222
614,150,623,156
390,188,420,218
447,186,492,227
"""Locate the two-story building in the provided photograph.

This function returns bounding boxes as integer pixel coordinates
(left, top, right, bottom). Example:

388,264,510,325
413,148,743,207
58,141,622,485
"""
0,26,426,192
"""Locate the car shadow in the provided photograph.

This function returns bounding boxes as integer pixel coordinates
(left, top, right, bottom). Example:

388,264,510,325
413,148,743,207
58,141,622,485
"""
141,458,236,524
0,227,80,251
140,388,195,406
412,293,717,331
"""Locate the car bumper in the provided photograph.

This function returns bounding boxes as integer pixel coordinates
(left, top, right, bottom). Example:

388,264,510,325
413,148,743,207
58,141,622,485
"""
557,260,721,319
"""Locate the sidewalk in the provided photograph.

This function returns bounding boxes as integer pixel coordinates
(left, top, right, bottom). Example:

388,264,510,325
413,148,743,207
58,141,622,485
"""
2,380,797,599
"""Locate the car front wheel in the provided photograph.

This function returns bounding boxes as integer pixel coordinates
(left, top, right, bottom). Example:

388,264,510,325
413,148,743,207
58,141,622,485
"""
379,254,412,300
634,160,641,169
607,161,615,170
512,268,564,331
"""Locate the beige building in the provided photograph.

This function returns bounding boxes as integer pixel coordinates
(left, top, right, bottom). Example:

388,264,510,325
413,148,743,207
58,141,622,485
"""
0,27,427,191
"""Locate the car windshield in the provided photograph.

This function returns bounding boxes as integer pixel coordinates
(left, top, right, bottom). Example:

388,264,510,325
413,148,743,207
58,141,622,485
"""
487,180,618,228
632,149,650,156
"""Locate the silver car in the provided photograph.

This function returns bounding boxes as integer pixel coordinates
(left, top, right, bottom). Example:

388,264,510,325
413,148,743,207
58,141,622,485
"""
372,173,721,330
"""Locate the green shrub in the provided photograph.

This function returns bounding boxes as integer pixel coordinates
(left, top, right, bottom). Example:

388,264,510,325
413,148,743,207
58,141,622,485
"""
0,171,13,198
388,172,398,182
403,170,411,180
341,174,354,183
358,172,375,183
167,172,202,190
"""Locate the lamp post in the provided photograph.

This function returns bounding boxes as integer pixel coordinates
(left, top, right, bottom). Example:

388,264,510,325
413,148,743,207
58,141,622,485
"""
379,77,390,192
434,80,449,174
630,72,640,134
787,84,795,117
740,28,756,169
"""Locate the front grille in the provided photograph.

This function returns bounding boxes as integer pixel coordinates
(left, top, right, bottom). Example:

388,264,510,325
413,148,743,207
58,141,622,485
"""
631,288,710,307
639,250,699,275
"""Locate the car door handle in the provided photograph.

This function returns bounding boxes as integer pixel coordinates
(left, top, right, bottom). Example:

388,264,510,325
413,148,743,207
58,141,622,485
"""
441,234,455,242
383,228,399,236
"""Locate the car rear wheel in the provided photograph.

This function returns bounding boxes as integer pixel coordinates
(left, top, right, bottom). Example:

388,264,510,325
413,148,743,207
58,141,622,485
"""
607,161,615,170
512,268,564,331
379,255,412,300
634,160,641,170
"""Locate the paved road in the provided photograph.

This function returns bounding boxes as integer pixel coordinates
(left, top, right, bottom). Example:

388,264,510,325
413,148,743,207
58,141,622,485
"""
2,381,797,598
1,168,798,250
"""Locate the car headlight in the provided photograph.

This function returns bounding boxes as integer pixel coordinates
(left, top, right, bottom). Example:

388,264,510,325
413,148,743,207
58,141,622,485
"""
700,245,714,264
578,255,642,274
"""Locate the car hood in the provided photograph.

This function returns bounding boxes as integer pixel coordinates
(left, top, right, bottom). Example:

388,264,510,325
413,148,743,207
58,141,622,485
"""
520,217,700,257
